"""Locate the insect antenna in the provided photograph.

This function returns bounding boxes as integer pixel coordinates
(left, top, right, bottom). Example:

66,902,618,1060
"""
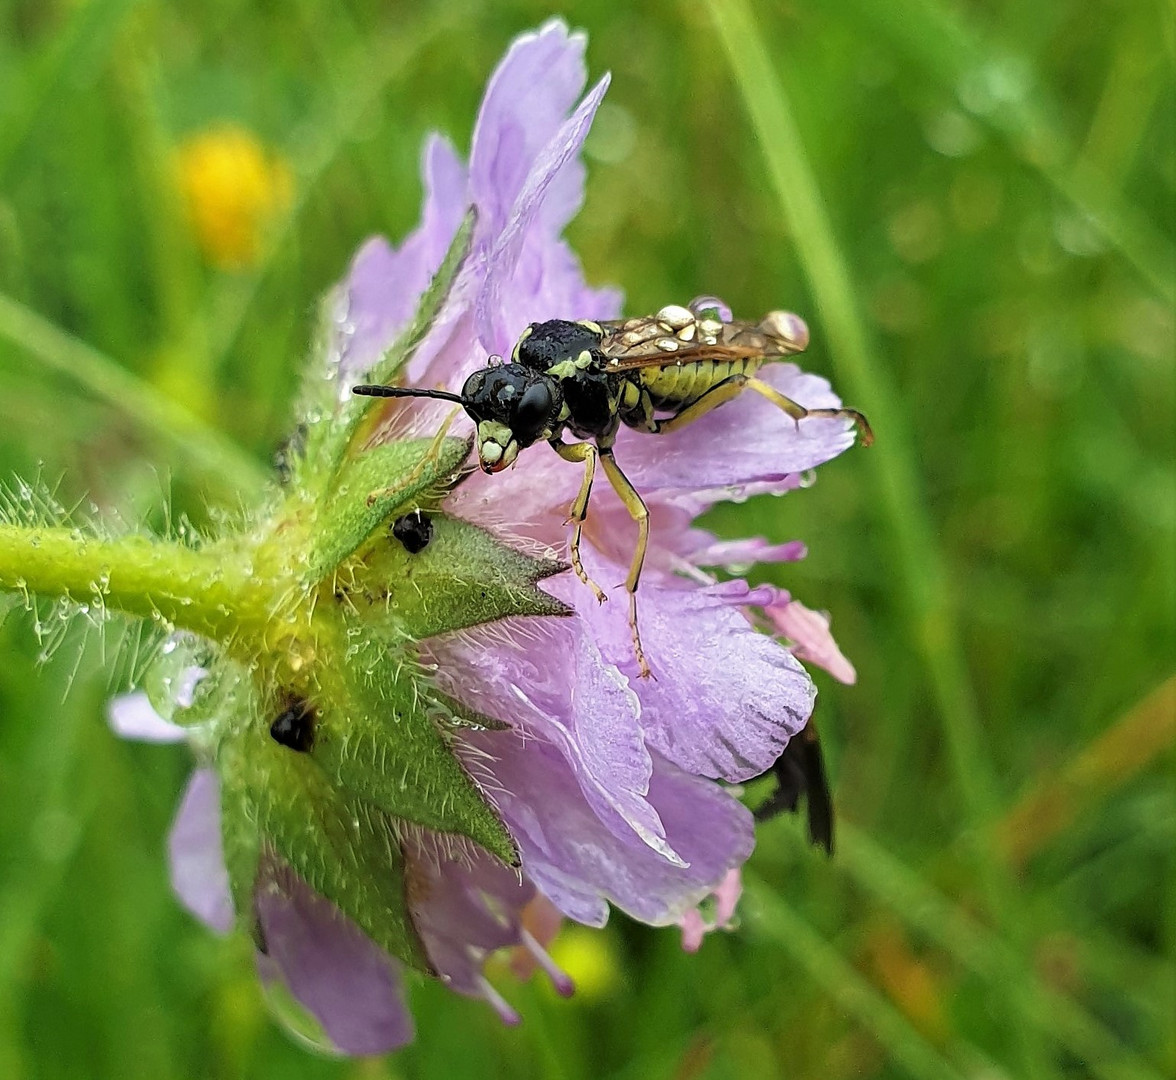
352,384,470,406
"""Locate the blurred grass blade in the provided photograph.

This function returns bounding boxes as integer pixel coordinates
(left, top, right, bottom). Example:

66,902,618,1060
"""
0,0,144,185
704,0,996,849
744,874,971,1080
0,292,267,494
833,825,1169,1080
191,7,466,383
996,674,1176,868
704,3,1052,1072
843,0,1175,304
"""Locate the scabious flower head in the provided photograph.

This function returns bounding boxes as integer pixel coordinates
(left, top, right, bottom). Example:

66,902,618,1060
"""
112,20,862,1055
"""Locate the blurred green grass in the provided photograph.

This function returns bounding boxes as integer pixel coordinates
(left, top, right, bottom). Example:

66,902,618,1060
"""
0,1,1172,1078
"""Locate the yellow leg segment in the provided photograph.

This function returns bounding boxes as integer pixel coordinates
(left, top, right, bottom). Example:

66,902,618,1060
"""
653,374,873,446
551,440,606,603
599,449,652,679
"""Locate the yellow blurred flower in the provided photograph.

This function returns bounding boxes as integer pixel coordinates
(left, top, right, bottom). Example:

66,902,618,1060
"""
547,925,622,1001
176,124,292,270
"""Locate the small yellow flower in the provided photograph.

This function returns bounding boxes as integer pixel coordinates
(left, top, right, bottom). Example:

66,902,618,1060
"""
547,925,622,1001
176,124,292,270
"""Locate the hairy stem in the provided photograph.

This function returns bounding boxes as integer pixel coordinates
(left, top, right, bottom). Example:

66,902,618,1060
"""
0,524,272,642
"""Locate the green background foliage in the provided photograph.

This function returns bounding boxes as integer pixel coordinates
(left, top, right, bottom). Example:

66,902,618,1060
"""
0,0,1172,1077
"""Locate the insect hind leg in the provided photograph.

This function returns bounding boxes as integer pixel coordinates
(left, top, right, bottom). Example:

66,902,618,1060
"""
745,376,873,447
652,374,873,446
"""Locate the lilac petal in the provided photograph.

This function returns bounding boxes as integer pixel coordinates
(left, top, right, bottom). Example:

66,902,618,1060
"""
430,620,681,864
404,830,535,995
767,598,858,685
470,19,591,239
614,363,857,493
256,864,414,1056
168,769,234,933
462,735,753,928
476,73,611,355
336,134,469,380
688,536,808,569
553,551,815,782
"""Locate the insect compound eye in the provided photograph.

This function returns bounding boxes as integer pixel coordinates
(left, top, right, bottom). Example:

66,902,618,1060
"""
512,380,556,442
392,510,433,554
270,698,316,752
460,369,488,413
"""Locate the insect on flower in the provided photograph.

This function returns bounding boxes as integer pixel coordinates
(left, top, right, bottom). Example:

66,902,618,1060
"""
354,298,872,678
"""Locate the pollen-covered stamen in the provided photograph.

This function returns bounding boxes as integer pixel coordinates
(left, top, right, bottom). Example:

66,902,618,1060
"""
477,976,522,1026
519,929,574,997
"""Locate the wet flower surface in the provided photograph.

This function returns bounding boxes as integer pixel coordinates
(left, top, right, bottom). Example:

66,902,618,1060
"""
109,19,863,1055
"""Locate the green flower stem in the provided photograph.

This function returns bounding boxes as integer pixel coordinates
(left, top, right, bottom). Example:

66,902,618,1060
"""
0,524,272,644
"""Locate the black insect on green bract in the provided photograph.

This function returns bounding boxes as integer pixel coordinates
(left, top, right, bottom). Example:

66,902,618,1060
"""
270,698,316,753
392,509,433,554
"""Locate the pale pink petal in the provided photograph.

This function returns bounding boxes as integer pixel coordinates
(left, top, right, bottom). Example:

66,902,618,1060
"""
767,598,858,684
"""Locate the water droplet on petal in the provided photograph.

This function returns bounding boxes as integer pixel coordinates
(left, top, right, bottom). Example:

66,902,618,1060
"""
260,977,341,1056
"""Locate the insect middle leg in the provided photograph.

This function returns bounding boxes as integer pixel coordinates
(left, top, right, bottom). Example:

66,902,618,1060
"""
652,374,873,446
550,439,607,603
599,449,652,679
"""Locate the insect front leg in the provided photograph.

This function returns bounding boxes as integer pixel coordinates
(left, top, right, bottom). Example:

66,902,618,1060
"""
549,439,607,603
652,374,873,446
599,449,652,679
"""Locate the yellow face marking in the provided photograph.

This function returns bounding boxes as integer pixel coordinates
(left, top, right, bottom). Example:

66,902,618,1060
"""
477,419,513,449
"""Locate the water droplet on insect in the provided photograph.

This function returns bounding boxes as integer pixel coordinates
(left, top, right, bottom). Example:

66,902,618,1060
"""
689,295,733,323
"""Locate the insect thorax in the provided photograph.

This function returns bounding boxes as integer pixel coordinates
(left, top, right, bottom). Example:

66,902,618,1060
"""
560,365,623,440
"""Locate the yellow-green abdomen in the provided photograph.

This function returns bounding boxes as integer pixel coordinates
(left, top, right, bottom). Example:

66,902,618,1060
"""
641,357,765,409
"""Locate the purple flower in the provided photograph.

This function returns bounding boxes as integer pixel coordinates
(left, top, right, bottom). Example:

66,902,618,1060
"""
114,19,862,1055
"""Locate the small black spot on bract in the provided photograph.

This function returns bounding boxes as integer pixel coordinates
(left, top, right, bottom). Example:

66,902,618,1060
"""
392,510,433,554
270,699,316,752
